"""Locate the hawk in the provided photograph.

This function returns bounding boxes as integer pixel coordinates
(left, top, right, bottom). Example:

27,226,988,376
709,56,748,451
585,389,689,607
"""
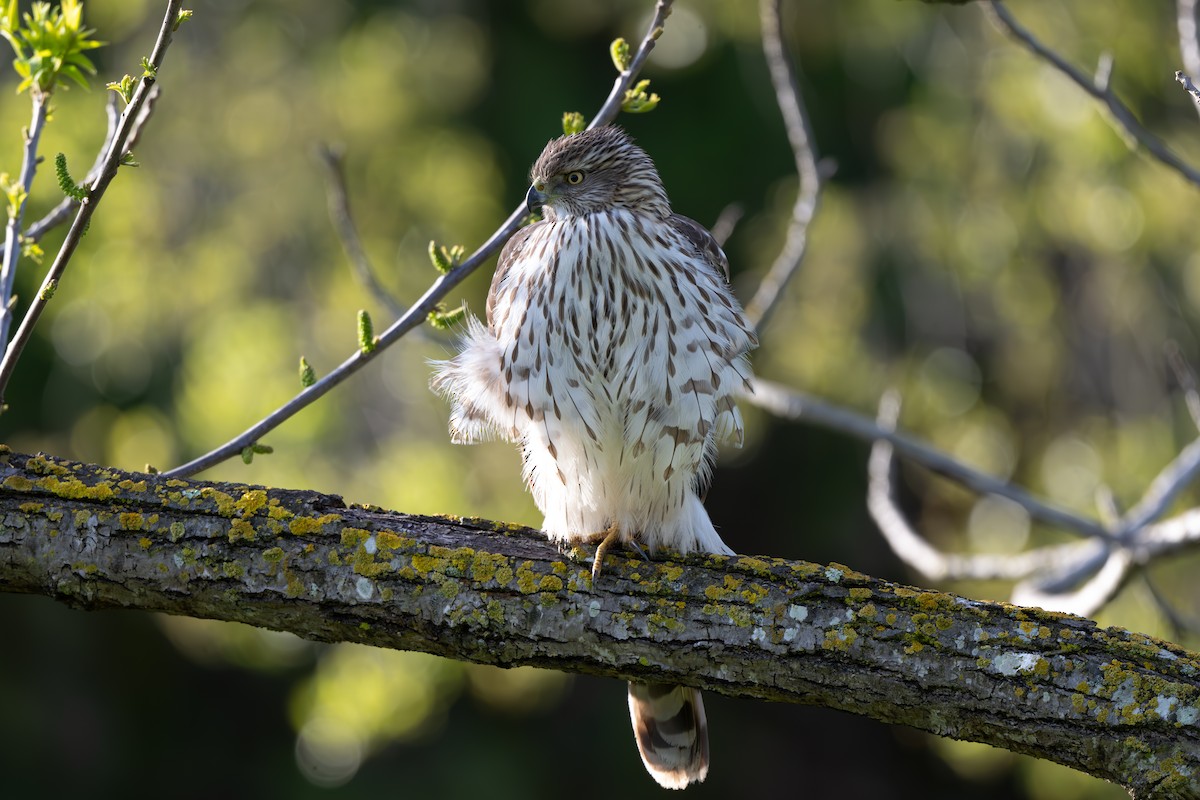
431,125,757,789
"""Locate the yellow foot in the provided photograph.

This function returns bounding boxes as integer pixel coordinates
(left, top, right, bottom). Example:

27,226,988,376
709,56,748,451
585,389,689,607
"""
589,523,621,581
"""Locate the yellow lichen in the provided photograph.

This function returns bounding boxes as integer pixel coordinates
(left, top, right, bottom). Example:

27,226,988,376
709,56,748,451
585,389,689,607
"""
340,528,369,547
411,554,441,576
228,518,255,543
516,561,538,594
28,455,71,476
119,512,145,531
266,501,293,521
233,489,268,518
201,488,236,516
376,531,405,551
290,513,343,536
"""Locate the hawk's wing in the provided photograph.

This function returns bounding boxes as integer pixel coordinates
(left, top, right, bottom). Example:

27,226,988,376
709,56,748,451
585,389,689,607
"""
486,221,542,334
666,214,731,283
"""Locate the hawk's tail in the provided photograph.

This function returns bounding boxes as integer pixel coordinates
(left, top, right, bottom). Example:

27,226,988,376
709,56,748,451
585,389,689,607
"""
627,681,709,789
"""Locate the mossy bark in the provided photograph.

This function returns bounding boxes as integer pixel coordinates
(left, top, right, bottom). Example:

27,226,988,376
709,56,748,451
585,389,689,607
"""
1,450,1197,797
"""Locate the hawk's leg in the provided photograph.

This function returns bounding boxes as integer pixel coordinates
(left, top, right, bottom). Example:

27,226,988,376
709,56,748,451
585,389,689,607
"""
586,524,651,580
589,522,621,581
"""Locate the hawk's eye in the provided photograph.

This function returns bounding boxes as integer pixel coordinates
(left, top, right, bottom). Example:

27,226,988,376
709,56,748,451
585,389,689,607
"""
565,171,584,185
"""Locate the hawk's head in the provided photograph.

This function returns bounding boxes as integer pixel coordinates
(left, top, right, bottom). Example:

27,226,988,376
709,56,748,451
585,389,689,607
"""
525,126,671,220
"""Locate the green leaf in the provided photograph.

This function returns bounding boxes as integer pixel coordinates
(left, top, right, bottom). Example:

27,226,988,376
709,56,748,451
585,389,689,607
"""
610,37,631,72
562,111,586,135
21,238,43,263
173,9,193,32
427,303,467,331
621,79,660,114
3,0,105,95
427,240,464,275
1,0,17,35
106,73,135,104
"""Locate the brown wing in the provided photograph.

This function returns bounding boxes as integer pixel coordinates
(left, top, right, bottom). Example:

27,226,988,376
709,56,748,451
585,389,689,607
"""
486,221,542,333
666,214,731,282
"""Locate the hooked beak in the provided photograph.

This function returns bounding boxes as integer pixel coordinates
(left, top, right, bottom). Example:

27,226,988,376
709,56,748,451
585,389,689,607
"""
526,182,547,214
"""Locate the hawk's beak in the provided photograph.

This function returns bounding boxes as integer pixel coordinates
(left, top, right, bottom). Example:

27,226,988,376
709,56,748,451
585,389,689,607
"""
526,182,547,214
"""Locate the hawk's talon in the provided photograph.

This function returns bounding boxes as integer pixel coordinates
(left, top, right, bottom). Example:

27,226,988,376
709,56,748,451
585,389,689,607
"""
627,539,650,563
590,523,622,581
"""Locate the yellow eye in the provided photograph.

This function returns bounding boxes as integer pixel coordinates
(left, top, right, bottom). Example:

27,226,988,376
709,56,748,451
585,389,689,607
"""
565,171,584,185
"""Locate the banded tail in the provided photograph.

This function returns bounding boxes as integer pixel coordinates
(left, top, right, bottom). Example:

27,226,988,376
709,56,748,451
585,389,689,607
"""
627,681,709,789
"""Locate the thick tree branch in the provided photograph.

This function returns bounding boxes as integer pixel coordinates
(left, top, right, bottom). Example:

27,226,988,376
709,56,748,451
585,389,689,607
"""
1,450,1198,797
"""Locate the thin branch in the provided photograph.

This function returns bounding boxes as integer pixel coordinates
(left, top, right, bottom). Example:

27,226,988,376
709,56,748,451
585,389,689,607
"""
1010,546,1132,618
1179,70,1200,110
864,390,1109,582
1180,0,1200,118
587,0,674,131
316,143,406,319
1167,341,1200,432
0,0,183,406
4,450,1199,798
1145,572,1200,642
0,92,149,257
1116,434,1200,540
0,92,49,349
985,0,1200,189
748,378,1112,540
744,0,824,330
709,203,743,249
164,0,677,478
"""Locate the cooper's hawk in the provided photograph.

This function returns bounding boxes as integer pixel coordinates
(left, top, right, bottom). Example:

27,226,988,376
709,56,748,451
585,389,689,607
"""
431,126,756,789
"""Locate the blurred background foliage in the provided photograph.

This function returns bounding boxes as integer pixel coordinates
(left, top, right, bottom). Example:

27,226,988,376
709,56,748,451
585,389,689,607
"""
2,0,1197,796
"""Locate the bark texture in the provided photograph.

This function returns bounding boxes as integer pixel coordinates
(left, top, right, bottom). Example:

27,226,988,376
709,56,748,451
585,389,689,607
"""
1,450,1198,797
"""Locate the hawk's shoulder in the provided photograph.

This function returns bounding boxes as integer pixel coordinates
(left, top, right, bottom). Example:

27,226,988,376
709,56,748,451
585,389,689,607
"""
666,214,730,282
487,221,543,331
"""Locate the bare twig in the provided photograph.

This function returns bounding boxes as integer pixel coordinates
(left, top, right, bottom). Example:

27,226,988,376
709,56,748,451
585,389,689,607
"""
1179,70,1200,112
2,95,120,258
0,92,49,348
985,1,1200,189
744,0,824,330
749,378,1112,540
1011,547,1132,619
1180,0,1200,117
0,0,182,406
710,203,743,249
1167,341,1200,432
1116,435,1200,540
316,143,406,319
164,0,677,478
1144,572,1200,641
864,390,1110,582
